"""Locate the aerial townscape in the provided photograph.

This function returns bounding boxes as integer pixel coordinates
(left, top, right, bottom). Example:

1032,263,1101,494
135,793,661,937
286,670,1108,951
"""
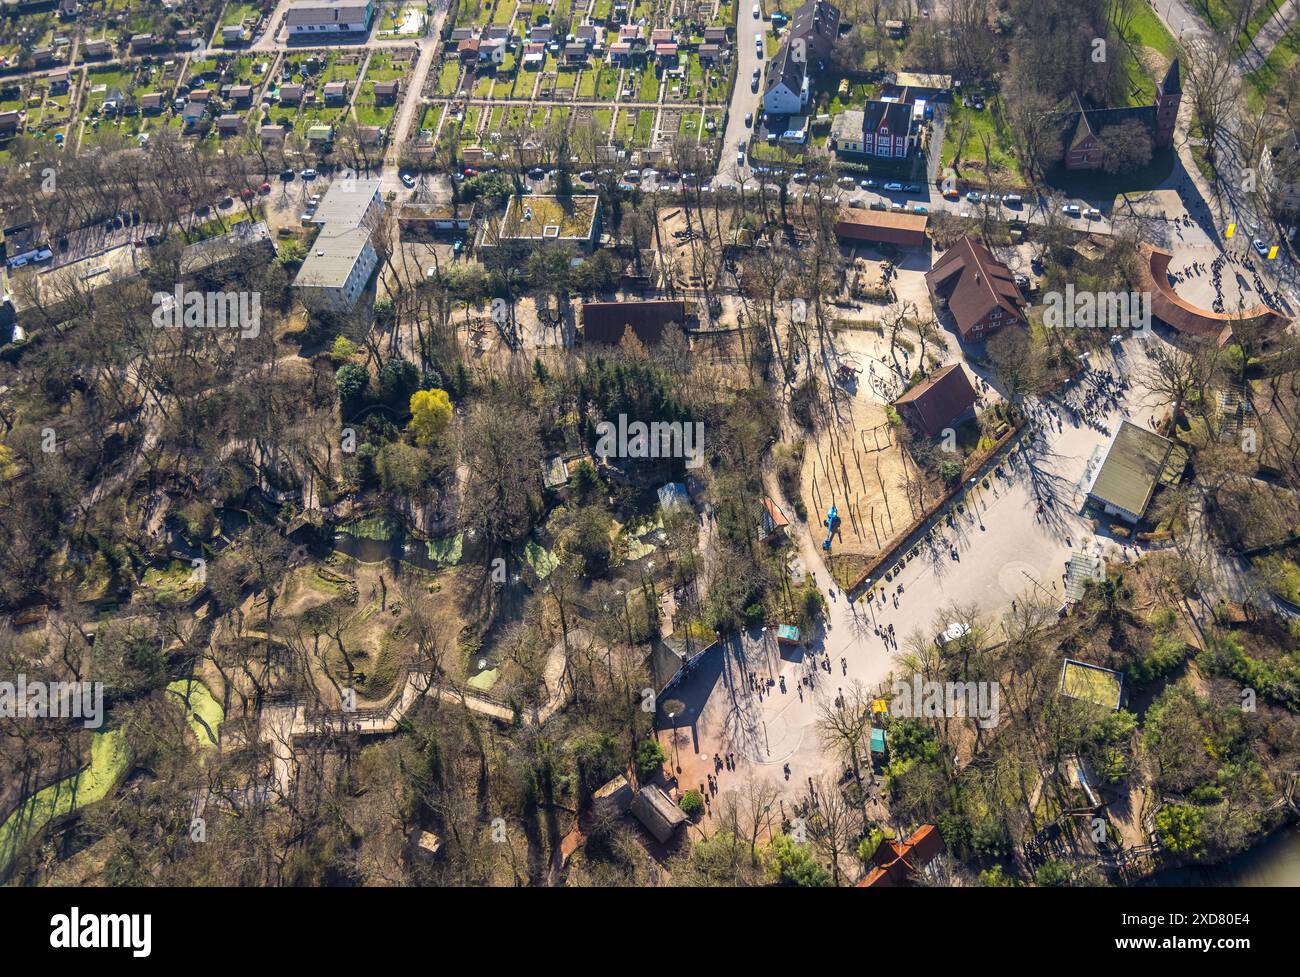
5,0,1300,898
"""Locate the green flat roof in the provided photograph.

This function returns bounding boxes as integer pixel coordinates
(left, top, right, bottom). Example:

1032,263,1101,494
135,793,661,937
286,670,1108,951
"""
1059,659,1123,709
1088,420,1174,518
870,727,887,753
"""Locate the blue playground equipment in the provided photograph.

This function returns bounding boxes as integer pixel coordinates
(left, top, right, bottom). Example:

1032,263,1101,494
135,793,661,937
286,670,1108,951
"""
822,504,839,551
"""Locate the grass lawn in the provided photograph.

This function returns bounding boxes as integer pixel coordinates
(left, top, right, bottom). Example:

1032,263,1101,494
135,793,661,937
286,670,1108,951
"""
492,0,516,25
633,108,655,145
593,107,613,137
940,95,1019,183
512,67,536,98
167,679,224,748
0,729,131,874
222,2,259,27
1123,2,1178,59
597,65,620,99
1245,25,1300,112
577,67,597,98
1191,0,1282,56
637,62,659,101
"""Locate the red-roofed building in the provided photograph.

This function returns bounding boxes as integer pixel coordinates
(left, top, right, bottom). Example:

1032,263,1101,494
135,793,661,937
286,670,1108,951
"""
925,236,1027,342
892,363,978,438
856,824,945,887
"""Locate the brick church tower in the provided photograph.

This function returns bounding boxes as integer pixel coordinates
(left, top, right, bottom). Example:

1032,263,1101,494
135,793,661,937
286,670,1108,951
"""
1154,58,1181,148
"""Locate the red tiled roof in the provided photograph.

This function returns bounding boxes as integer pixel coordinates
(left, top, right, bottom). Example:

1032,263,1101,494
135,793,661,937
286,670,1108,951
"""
892,363,977,438
762,497,789,529
856,824,945,887
834,208,928,247
1139,243,1287,346
925,236,1026,341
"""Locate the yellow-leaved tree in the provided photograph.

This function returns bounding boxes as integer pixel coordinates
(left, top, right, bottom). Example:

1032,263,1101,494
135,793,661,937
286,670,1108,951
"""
407,388,452,448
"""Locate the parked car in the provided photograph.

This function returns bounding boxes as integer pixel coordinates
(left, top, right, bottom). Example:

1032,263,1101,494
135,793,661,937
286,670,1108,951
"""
753,2,761,16
1253,238,1270,256
1062,204,1081,217
883,181,903,192
860,178,877,189
1084,207,1102,220
280,168,295,181
400,172,415,188
301,168,317,180
744,112,752,127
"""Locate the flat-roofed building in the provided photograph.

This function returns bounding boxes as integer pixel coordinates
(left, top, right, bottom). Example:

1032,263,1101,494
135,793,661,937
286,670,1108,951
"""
479,194,600,252
1084,419,1175,524
285,0,375,36
293,178,385,312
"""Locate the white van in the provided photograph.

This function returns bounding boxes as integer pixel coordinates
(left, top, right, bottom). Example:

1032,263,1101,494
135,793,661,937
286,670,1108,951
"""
752,3,761,17
1003,193,1022,207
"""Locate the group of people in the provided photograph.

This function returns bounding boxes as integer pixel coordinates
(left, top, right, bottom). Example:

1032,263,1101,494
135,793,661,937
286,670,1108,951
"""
1064,368,1128,431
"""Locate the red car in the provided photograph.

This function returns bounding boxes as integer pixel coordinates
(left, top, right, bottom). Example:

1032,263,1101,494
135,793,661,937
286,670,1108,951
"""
240,187,255,200
259,181,271,193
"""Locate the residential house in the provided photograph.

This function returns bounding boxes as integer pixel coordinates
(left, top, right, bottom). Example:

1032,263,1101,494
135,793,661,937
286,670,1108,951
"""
47,69,69,94
702,26,729,43
830,98,919,158
698,43,722,63
0,111,20,136
322,81,349,104
216,113,244,136
82,38,111,57
925,235,1028,341
259,124,287,144
139,92,164,113
563,42,589,65
762,42,809,116
181,102,207,130
763,0,840,116
222,25,246,44
227,83,253,107
279,82,304,104
372,79,399,104
176,29,200,47
128,33,154,51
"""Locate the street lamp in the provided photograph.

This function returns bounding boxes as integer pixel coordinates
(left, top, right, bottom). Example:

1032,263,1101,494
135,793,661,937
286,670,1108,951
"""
663,698,685,775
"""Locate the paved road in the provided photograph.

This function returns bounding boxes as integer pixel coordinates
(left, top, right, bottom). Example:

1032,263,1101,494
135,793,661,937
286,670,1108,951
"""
717,3,767,187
